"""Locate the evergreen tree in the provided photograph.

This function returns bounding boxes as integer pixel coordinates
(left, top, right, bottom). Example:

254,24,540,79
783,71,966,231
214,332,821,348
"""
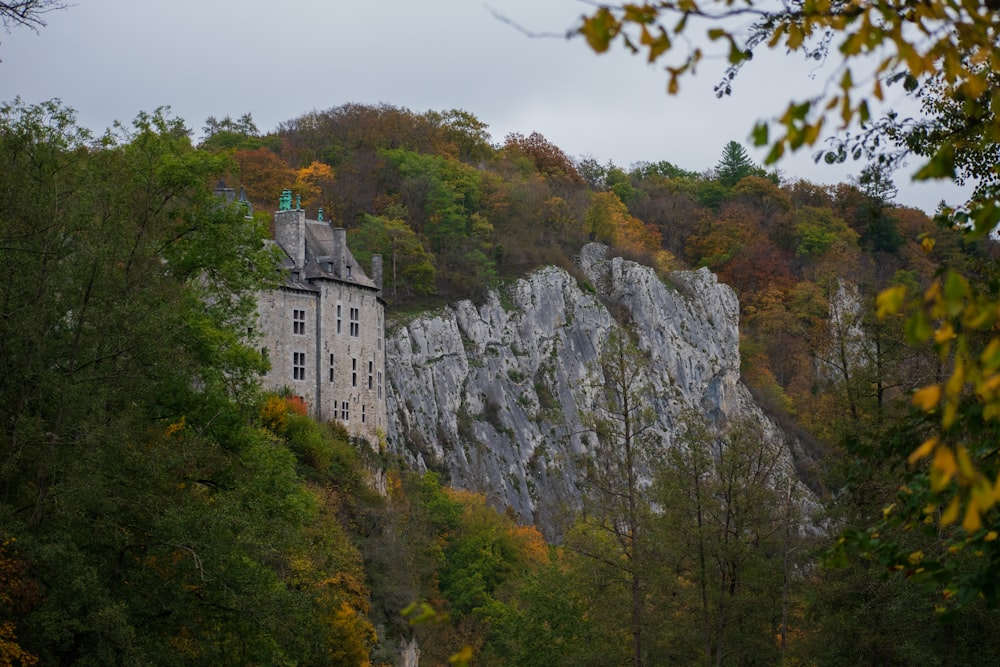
714,141,756,187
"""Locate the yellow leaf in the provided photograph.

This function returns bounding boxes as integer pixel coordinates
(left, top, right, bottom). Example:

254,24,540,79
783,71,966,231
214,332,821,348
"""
982,339,1000,369
912,384,941,411
920,235,936,253
986,531,998,542
963,501,983,533
941,496,961,526
449,646,475,665
934,322,956,345
877,285,907,318
955,445,976,482
931,445,958,491
908,437,938,465
944,360,965,400
972,478,995,513
943,400,959,429
787,23,804,50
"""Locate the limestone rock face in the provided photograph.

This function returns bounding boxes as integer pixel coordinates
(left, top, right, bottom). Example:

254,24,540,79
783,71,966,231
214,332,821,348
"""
384,244,797,537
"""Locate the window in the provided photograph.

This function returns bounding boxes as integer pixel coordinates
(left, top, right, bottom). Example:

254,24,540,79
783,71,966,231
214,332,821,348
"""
292,309,306,335
328,353,335,383
349,307,359,337
362,404,366,424
368,360,373,389
293,352,306,380
377,371,383,400
340,401,349,421
352,358,357,387
336,304,342,334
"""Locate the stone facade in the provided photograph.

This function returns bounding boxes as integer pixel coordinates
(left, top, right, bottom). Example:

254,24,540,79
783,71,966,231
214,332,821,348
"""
255,194,387,443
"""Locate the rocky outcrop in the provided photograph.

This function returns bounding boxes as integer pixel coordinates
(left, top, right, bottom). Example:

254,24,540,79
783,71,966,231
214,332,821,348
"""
384,244,800,537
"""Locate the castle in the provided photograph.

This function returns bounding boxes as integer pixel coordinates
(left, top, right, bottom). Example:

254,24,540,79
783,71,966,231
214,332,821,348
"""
223,184,387,443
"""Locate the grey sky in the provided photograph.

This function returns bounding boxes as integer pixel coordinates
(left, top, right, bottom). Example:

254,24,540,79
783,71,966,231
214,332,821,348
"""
3,0,966,212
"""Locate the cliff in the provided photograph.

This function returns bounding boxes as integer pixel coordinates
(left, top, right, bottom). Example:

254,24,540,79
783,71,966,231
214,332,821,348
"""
384,244,804,537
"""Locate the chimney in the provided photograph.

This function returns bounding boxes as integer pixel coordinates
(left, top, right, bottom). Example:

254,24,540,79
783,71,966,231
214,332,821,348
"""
274,208,306,268
332,227,347,278
371,254,383,296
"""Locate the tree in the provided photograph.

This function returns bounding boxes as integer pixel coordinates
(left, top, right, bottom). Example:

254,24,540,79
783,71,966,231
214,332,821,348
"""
584,191,662,261
0,100,374,664
503,131,584,184
852,162,905,253
572,329,658,667
381,148,496,295
292,159,336,214
423,108,494,163
351,213,436,303
0,0,65,32
714,141,754,187
232,147,296,210
652,415,802,667
577,2,1000,233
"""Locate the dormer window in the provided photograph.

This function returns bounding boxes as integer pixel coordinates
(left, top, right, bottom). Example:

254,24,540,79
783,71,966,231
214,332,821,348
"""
292,271,300,283
346,265,352,278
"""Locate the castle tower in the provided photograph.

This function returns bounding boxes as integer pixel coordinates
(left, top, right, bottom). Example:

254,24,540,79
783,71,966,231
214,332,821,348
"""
256,193,387,444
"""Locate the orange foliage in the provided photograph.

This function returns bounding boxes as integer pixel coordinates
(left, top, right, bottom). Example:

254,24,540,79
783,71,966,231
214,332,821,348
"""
585,191,663,258
293,161,336,215
233,148,295,211
286,394,309,417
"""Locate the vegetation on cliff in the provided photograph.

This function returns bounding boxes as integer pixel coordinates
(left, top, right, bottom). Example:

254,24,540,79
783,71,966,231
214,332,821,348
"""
2,90,1000,664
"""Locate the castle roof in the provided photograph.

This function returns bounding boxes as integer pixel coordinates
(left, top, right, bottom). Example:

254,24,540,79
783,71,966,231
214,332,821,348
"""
269,213,379,294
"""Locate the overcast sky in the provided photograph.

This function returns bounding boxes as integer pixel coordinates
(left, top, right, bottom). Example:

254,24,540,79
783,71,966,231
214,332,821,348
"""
3,0,967,212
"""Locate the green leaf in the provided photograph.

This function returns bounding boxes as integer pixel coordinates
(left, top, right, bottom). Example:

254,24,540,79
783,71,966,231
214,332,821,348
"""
751,122,769,146
913,144,956,180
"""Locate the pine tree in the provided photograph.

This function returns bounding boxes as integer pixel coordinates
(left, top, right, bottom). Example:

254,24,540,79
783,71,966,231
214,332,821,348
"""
714,140,757,187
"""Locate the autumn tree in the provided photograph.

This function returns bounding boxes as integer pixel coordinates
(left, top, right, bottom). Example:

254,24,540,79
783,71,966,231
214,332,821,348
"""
232,147,296,210
292,159,336,215
503,131,584,184
585,191,664,264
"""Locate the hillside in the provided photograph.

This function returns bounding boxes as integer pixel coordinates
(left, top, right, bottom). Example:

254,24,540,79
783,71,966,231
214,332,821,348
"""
3,99,1000,665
